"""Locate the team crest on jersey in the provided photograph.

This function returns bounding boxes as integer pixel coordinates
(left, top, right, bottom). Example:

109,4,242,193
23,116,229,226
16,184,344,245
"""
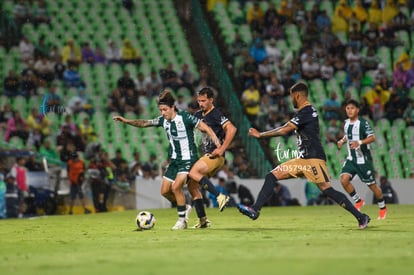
176,120,184,129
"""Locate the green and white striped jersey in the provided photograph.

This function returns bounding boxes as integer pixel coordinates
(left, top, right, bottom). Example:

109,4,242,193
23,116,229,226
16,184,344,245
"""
155,110,200,161
344,117,375,164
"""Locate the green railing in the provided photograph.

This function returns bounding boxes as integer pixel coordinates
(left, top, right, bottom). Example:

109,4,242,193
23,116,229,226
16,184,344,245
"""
191,0,272,177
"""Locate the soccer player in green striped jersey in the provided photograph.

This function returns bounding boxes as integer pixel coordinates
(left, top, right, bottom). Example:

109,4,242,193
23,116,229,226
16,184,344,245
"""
113,89,222,229
337,99,387,220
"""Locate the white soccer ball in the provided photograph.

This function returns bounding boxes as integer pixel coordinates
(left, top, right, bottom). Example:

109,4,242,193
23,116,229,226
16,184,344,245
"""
136,211,155,230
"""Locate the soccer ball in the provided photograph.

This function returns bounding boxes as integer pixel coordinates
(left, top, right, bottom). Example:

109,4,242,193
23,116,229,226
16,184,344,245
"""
136,211,155,230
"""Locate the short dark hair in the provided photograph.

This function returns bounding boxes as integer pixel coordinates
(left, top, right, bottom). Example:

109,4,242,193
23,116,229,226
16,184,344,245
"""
197,87,215,98
290,82,308,96
345,99,360,108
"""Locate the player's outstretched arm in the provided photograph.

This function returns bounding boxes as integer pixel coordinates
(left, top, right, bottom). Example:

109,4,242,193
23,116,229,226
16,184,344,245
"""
113,116,155,128
248,122,296,139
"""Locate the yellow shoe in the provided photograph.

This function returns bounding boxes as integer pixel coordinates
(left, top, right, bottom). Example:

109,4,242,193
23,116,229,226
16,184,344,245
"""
192,217,211,229
217,193,230,212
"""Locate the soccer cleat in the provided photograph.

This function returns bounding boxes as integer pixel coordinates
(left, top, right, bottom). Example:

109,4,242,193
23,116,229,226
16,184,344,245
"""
192,217,211,229
184,204,192,223
237,203,260,220
358,213,371,229
217,193,230,212
378,207,387,220
171,219,187,230
355,198,365,211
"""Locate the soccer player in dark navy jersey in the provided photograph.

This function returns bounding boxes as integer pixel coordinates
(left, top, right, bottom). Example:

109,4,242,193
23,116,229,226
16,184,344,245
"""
237,82,371,229
188,87,237,228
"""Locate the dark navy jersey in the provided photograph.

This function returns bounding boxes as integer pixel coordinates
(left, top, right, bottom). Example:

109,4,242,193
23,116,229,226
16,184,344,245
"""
289,104,326,161
194,107,228,154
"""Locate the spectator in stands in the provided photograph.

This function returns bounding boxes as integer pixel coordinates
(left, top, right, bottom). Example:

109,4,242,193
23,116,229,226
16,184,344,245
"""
67,86,94,116
0,104,13,131
228,32,248,65
124,88,141,115
241,82,260,127
364,22,380,50
265,38,282,65
19,36,35,63
379,21,401,48
41,82,63,115
374,63,390,85
61,39,81,65
193,66,214,92
63,64,82,88
134,72,147,97
353,0,368,25
117,70,135,93
32,0,50,25
331,9,349,35
60,114,77,134
144,70,162,97
94,47,106,64
107,88,125,115
34,55,54,85
53,55,66,80
246,1,264,32
403,99,414,126
13,0,31,28
391,5,410,32
320,59,334,82
263,2,278,29
359,97,373,120
159,63,183,91
323,92,342,121
20,71,37,98
277,0,292,25
79,117,96,143
56,125,75,162
4,110,29,143
406,59,414,88
315,9,330,32
26,106,51,143
105,40,121,64
367,0,382,25
385,82,406,122
325,118,343,144
335,0,353,20
301,55,320,80
81,42,95,65
120,38,141,66
128,150,141,171
239,55,258,88
344,62,363,91
144,153,159,179
178,63,195,92
67,153,90,215
3,70,20,97
265,75,285,105
265,17,284,40
72,126,87,152
364,85,391,121
175,94,187,111
249,38,267,64
34,35,50,60
258,57,273,82
374,176,398,204
111,149,127,172
347,22,364,51
382,0,398,24
392,61,408,88
361,47,380,71
39,139,58,160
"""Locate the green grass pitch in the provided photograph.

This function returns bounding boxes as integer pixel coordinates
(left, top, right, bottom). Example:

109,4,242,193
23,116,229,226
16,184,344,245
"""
1,205,413,275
